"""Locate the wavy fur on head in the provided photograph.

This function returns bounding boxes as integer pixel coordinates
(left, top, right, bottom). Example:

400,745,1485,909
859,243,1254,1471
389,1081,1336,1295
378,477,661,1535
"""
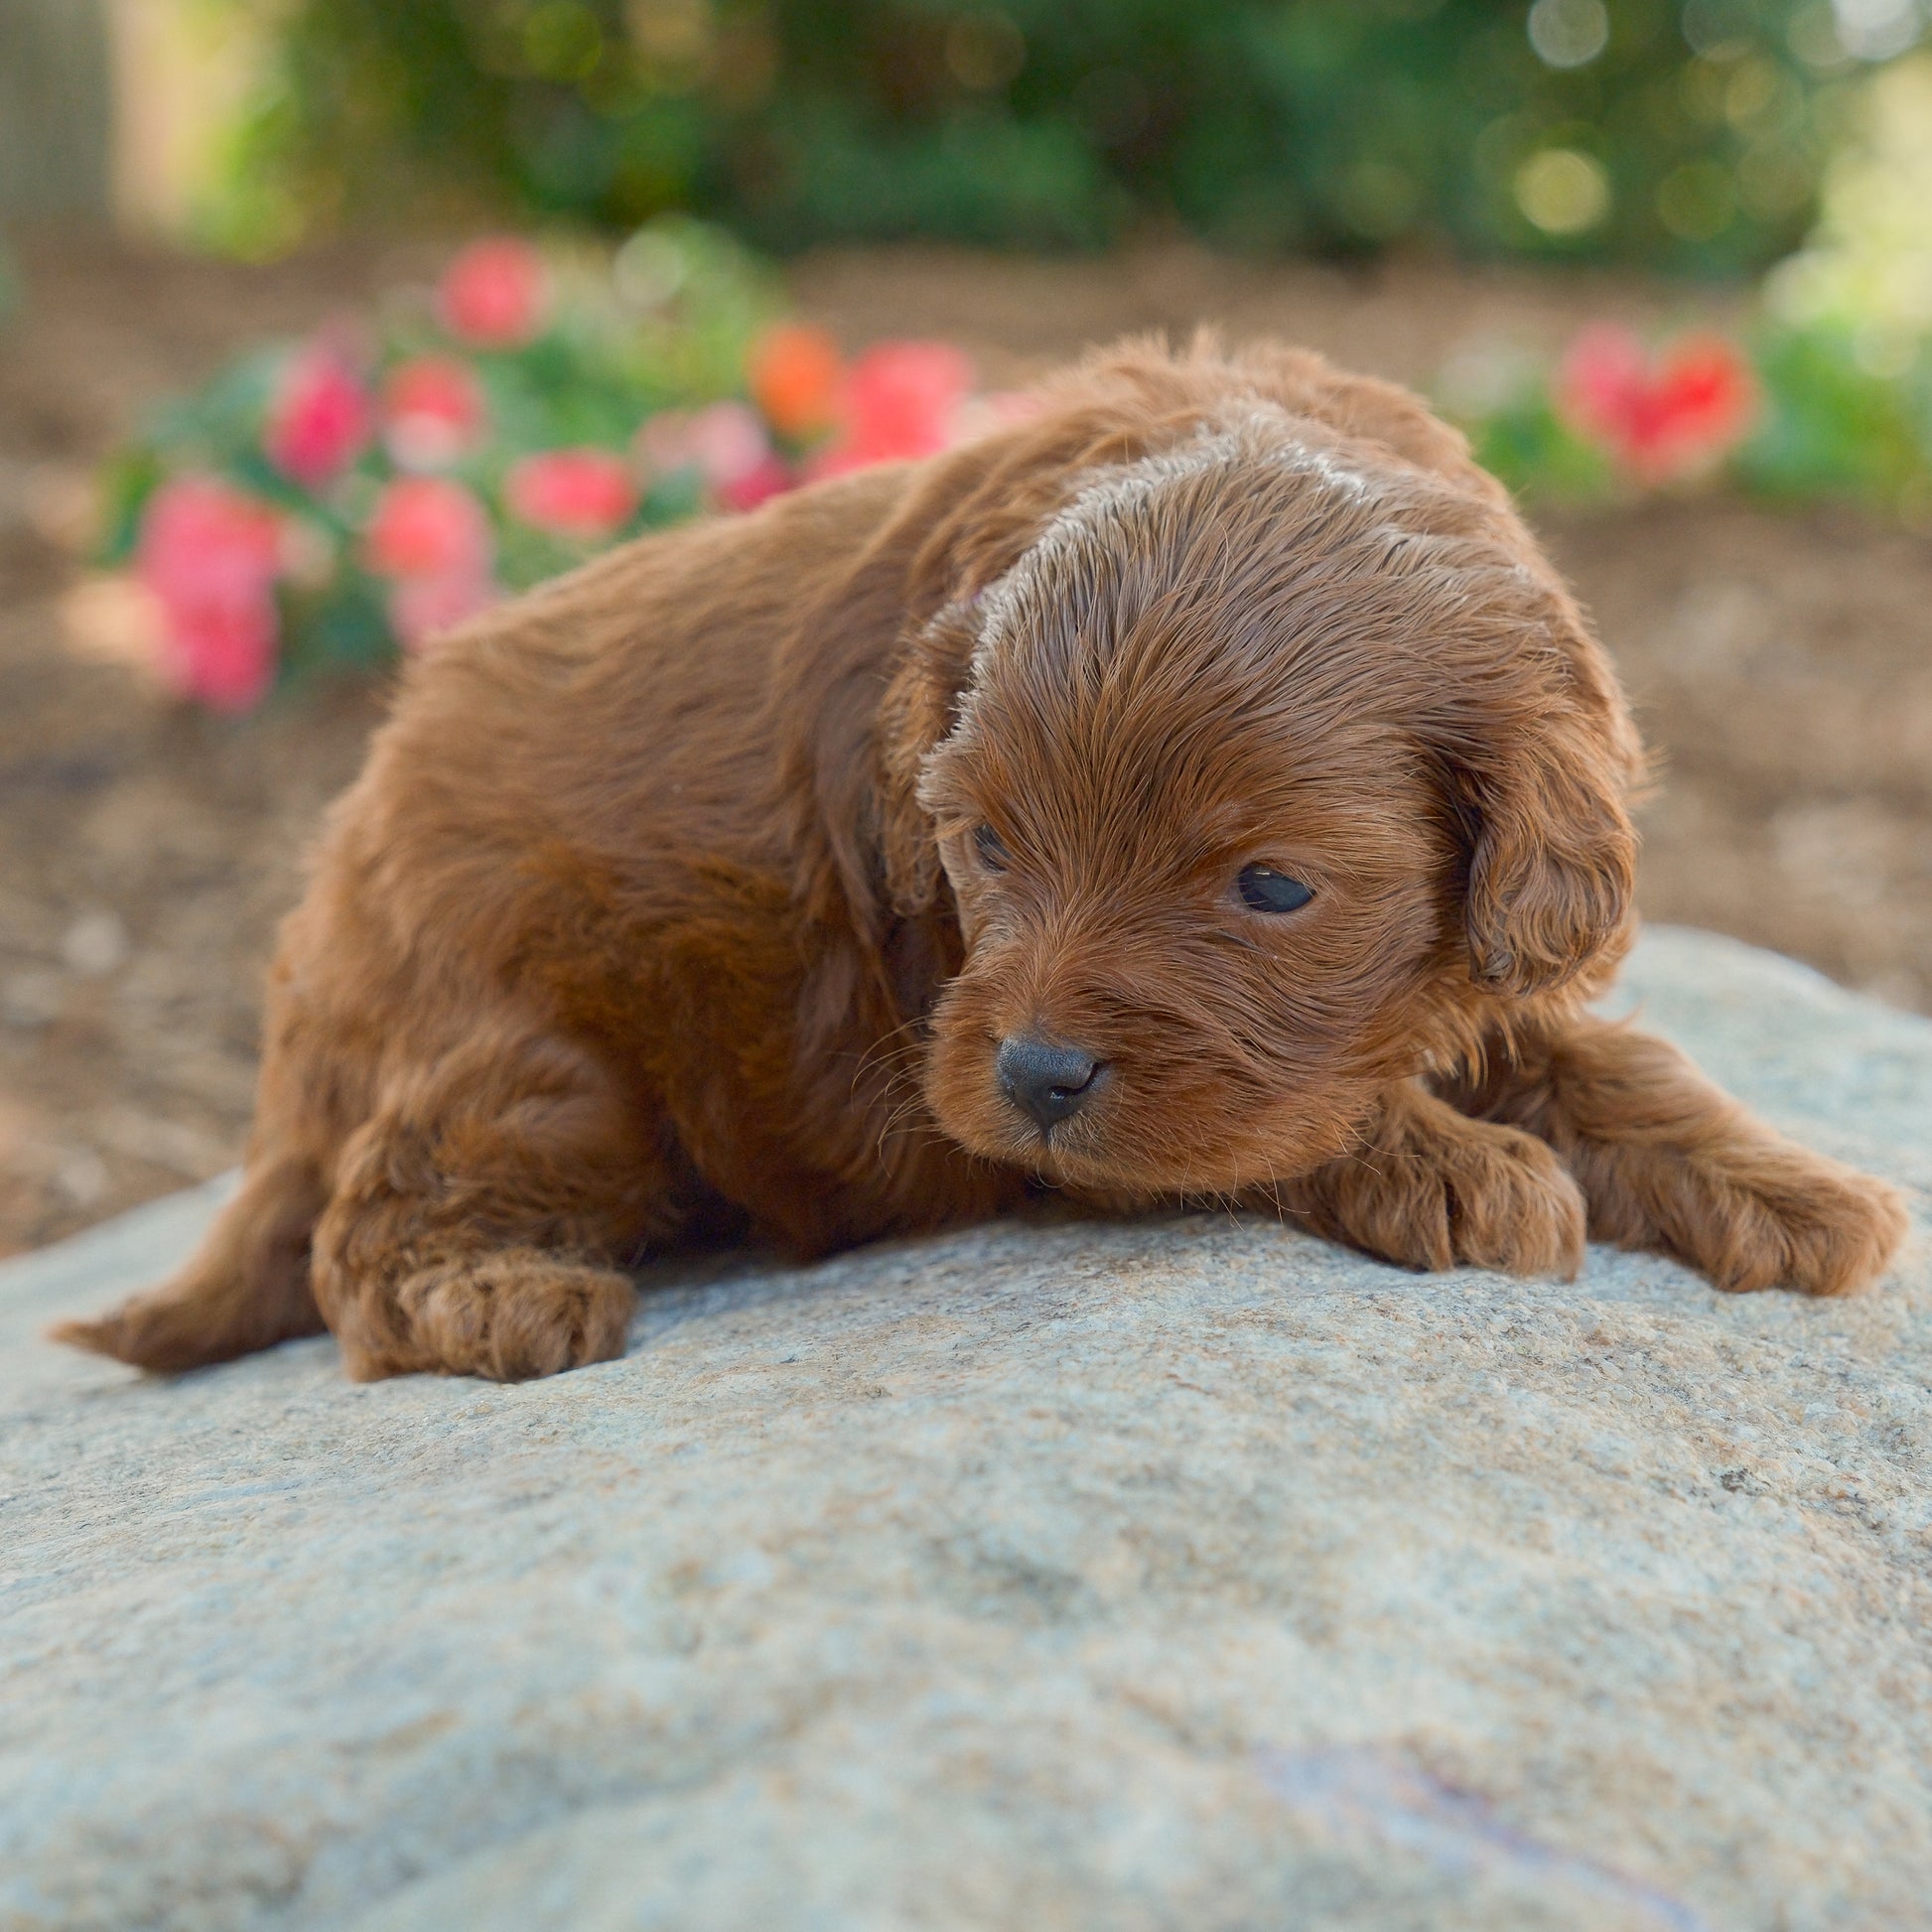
53,338,1907,1381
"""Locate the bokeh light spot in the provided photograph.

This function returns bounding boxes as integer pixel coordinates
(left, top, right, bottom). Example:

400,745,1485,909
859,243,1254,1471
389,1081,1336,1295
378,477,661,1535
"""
1831,0,1923,63
1528,0,1610,69
1516,148,1613,233
1788,1,1854,67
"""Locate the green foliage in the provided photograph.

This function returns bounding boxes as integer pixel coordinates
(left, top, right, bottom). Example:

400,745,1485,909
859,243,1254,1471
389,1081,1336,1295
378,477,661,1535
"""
1734,322,1932,504
1466,387,1619,501
207,0,1898,270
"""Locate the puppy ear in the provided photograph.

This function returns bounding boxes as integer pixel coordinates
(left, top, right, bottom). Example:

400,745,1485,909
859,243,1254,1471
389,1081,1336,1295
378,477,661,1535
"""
875,601,978,915
1450,738,1636,996
785,432,1028,944
1430,591,1642,999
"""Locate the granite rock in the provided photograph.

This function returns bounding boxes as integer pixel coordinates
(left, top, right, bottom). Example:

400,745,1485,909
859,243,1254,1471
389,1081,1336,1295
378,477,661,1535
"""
2,927,1929,1932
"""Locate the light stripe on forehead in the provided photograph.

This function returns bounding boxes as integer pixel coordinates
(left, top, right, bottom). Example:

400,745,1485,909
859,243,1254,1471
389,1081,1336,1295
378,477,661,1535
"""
953,410,1383,676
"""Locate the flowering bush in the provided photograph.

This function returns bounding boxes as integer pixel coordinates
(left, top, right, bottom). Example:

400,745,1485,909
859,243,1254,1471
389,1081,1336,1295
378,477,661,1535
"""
1449,59,1932,522
91,219,997,712
1448,314,1932,521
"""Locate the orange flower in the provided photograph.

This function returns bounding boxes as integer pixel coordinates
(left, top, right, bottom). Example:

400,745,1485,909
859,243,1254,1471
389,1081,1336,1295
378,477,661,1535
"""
750,324,844,439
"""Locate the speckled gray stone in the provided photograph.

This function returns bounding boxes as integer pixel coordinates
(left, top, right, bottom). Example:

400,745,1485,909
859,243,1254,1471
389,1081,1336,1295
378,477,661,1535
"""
2,928,1928,1932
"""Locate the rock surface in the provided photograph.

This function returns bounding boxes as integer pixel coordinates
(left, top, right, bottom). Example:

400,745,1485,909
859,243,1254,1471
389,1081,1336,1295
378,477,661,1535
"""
3,927,1929,1932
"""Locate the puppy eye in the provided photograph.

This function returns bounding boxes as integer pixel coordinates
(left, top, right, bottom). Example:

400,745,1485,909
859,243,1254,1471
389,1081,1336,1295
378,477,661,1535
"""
973,824,1010,871
1237,864,1314,914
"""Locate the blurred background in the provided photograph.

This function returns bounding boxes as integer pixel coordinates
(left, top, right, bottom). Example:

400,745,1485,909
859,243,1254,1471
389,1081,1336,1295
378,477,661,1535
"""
2,0,1930,1254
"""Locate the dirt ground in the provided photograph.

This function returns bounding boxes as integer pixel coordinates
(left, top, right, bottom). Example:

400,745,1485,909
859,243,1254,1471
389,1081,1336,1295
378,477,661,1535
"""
2,231,1928,1257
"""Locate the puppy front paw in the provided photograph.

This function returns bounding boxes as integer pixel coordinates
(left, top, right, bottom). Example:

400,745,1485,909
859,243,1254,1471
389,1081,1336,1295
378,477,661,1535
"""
1435,1124,1590,1278
345,1251,636,1381
1293,1098,1587,1280
1635,1146,1910,1299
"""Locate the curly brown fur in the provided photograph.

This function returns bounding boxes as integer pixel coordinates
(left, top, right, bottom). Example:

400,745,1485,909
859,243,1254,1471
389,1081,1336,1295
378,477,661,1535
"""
51,337,1909,1382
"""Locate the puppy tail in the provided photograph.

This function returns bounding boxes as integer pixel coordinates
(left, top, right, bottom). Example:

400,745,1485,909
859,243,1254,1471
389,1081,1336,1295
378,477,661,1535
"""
48,1156,327,1374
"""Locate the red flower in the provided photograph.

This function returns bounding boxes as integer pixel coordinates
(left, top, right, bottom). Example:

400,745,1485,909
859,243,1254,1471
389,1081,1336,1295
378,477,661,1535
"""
438,238,549,350
264,340,372,490
135,476,283,712
1556,325,1757,486
812,340,976,478
750,323,844,439
364,477,494,582
504,448,637,543
718,455,795,513
387,572,496,653
383,356,488,471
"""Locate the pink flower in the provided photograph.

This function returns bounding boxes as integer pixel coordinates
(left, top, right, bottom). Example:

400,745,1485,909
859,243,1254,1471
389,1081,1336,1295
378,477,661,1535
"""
687,401,773,489
503,448,637,543
638,400,782,504
812,341,976,478
1556,325,1758,486
162,598,278,711
387,572,496,653
383,356,488,471
135,476,283,712
264,341,372,490
438,237,548,350
363,479,496,653
363,477,494,582
718,455,796,513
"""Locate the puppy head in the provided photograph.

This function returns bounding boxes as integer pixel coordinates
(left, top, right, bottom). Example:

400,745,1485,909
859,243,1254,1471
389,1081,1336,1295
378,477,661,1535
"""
899,410,1636,1197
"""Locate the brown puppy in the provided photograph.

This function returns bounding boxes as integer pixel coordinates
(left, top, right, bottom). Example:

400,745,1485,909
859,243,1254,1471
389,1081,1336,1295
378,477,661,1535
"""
54,339,1908,1382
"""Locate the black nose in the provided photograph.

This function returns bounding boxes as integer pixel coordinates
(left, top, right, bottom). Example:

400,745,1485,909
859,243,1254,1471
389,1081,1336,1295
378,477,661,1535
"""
997,1035,1104,1133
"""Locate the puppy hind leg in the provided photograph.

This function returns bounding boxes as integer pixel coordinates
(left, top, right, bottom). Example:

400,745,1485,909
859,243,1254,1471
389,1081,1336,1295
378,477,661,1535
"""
313,1023,667,1381
49,1152,328,1372
1275,1080,1588,1279
1456,1017,1909,1297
